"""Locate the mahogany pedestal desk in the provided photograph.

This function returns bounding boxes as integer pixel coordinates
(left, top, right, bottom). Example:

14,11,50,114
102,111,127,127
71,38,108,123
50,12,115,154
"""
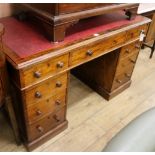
0,12,150,151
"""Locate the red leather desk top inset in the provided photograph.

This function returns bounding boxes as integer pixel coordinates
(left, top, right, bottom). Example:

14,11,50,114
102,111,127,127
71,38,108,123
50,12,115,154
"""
0,12,146,60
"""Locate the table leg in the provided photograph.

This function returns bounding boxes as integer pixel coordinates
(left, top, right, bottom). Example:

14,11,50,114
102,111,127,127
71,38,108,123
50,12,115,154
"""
149,40,155,59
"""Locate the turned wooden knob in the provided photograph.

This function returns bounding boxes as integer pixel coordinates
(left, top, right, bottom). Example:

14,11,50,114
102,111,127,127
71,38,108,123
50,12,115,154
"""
53,114,60,122
35,91,42,98
36,126,44,133
125,73,131,78
55,100,61,105
116,79,122,84
57,61,64,68
56,81,62,87
113,40,117,44
34,71,41,78
36,110,42,116
86,50,93,56
125,49,130,54
130,32,134,37
129,58,136,64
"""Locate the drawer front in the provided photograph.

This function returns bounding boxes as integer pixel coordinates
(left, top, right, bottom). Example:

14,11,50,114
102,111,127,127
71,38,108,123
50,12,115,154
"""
21,54,69,87
27,107,66,142
126,24,148,41
23,73,68,106
70,32,126,66
112,69,133,91
120,41,141,59
116,51,139,76
25,90,66,124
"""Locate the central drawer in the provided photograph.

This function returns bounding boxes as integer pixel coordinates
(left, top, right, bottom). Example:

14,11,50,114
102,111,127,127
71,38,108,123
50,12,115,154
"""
23,73,68,106
70,31,126,66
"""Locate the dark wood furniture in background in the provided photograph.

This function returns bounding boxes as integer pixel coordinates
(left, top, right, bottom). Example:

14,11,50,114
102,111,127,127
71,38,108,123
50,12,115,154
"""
0,24,5,106
0,23,20,144
0,12,150,151
17,3,139,42
142,11,155,58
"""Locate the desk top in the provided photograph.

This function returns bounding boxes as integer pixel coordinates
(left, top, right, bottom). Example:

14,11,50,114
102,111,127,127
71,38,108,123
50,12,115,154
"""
0,11,150,68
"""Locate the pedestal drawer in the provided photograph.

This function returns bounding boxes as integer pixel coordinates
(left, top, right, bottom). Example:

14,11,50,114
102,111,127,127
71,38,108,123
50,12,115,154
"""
27,107,66,142
21,54,69,87
119,41,141,59
25,90,66,124
112,70,133,91
115,52,139,76
23,72,68,106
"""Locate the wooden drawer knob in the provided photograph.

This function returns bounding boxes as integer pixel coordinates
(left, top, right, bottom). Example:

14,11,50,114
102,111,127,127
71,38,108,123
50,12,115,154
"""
36,125,44,133
116,79,122,84
34,71,41,78
53,114,60,122
113,40,117,44
57,61,64,68
125,73,131,78
86,50,93,56
125,49,130,54
129,58,136,64
35,91,42,98
56,81,62,87
130,32,134,37
55,100,61,105
36,110,42,116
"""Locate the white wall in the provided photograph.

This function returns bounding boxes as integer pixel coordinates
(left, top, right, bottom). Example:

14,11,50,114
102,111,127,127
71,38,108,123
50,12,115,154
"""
138,3,155,14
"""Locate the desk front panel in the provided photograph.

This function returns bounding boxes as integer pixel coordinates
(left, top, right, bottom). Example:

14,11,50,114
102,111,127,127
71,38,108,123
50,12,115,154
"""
6,23,148,90
70,31,126,67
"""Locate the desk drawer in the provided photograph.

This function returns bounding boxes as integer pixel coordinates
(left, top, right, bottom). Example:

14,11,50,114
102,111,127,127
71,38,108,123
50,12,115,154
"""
70,32,126,66
126,24,148,41
27,107,66,142
25,90,66,124
21,54,69,87
120,41,141,59
112,69,133,91
23,73,68,106
116,52,139,76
